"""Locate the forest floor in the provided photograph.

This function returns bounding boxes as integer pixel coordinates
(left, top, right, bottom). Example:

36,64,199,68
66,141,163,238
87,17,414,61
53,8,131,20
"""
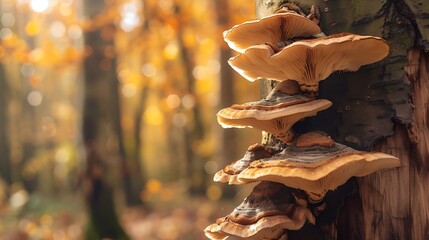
0,185,250,240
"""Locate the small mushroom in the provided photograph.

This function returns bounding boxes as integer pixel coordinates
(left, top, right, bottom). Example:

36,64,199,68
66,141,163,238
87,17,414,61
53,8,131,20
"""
204,182,315,240
214,143,274,185
237,132,400,202
217,81,332,143
228,33,390,94
223,11,321,53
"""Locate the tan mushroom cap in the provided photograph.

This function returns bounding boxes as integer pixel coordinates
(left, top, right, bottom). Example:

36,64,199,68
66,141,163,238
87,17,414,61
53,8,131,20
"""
217,89,332,143
237,132,400,202
204,215,293,240
214,144,273,185
204,182,315,240
228,33,390,93
224,12,321,53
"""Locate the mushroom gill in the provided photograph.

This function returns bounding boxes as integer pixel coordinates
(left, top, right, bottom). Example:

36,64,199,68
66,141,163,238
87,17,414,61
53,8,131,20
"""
228,33,390,94
223,12,321,53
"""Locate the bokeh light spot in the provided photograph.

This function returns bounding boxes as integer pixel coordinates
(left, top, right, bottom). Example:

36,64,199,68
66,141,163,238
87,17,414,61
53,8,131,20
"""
50,21,66,38
166,94,181,109
29,48,44,63
122,83,137,97
27,91,43,106
25,20,41,36
192,65,208,80
208,60,221,74
120,2,141,32
9,190,29,209
144,106,164,126
1,13,15,27
182,94,196,110
146,179,162,194
21,64,35,77
141,63,157,77
67,25,83,39
30,0,49,13
0,28,12,40
206,185,222,201
55,148,71,164
163,41,178,60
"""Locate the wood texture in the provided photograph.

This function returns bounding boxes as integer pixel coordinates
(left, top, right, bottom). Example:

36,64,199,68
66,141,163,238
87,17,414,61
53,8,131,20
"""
254,0,429,239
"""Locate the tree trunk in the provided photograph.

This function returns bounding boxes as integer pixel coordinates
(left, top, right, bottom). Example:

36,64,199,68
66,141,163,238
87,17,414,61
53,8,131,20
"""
215,0,239,178
82,0,129,238
174,3,208,195
255,0,429,239
0,64,12,187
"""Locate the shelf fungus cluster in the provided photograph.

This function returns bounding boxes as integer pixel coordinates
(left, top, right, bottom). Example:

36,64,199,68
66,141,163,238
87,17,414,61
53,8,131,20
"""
205,3,400,240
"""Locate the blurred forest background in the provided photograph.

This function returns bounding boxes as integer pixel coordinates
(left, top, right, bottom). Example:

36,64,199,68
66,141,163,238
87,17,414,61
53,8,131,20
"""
0,0,263,239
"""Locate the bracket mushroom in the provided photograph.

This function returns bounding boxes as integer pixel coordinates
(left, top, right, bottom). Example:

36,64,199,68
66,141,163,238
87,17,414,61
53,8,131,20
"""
217,81,332,143
237,132,401,203
223,10,321,53
204,181,315,240
228,33,390,95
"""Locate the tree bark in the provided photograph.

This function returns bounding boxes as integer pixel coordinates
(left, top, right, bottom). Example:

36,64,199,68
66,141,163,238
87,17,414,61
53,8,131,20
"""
255,0,429,239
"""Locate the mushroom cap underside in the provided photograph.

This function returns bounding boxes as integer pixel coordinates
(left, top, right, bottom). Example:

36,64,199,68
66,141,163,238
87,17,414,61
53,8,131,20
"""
217,98,332,123
205,182,315,239
217,99,332,143
224,12,321,53
204,212,310,240
228,33,390,85
237,152,400,197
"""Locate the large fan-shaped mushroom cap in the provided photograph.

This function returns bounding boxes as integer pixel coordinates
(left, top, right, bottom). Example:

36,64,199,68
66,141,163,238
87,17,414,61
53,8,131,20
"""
204,182,315,240
217,82,332,143
237,132,400,202
224,12,321,53
228,33,390,93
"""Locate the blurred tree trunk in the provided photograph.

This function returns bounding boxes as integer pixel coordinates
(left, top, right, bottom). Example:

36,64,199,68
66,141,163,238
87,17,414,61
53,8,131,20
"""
214,0,238,198
255,1,429,239
82,1,129,239
215,0,238,174
174,4,207,195
0,64,12,187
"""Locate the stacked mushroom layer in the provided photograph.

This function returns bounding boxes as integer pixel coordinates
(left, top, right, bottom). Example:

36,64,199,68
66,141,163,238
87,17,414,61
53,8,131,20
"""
229,32,390,94
204,181,315,240
206,4,400,240
237,132,400,203
217,80,332,143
